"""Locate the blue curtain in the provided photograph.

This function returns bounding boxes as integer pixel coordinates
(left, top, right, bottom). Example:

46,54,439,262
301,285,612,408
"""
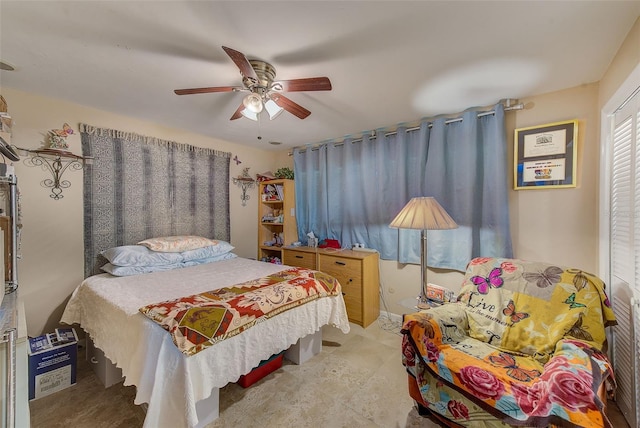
293,104,512,272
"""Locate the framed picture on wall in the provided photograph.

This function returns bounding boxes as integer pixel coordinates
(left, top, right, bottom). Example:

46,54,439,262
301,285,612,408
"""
514,119,578,190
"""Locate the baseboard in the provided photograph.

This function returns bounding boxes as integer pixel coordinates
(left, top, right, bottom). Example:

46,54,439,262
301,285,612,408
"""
379,310,403,324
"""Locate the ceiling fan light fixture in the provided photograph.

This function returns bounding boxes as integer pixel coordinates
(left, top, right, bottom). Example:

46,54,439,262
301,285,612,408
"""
240,108,259,121
264,99,284,120
243,93,263,113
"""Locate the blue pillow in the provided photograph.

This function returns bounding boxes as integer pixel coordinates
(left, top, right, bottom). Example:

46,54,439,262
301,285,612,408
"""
182,252,237,267
180,241,235,262
102,253,237,276
101,245,183,267
101,262,185,277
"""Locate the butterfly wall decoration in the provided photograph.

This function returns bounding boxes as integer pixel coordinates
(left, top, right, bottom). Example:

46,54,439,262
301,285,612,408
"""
233,155,241,165
52,123,74,138
46,123,74,150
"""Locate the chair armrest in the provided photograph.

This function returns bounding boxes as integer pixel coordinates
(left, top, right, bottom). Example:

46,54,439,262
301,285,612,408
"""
548,338,616,404
402,302,469,346
553,338,614,381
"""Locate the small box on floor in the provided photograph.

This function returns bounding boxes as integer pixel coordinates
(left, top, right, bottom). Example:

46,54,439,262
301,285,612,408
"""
237,351,285,388
28,327,78,400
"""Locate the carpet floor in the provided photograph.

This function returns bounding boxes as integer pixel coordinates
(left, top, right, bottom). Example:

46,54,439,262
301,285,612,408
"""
29,316,629,428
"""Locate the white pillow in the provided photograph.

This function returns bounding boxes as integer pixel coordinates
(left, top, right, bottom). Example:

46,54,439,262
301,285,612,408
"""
138,236,219,253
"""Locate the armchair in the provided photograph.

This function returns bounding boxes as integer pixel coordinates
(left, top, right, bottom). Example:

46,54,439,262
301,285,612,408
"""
401,257,617,427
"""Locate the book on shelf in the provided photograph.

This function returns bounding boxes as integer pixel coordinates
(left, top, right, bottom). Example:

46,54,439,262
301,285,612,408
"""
263,184,281,201
275,184,284,201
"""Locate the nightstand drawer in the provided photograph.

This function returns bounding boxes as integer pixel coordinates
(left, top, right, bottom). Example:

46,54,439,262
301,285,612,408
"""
283,249,316,270
318,255,362,282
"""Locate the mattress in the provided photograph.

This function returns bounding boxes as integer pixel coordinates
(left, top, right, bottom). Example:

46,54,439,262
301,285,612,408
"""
60,257,350,427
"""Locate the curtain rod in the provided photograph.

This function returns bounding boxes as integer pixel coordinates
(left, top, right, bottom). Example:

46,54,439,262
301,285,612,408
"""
288,101,524,156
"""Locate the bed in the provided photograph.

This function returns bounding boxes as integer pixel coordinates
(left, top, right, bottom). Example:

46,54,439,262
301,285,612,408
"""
60,255,350,428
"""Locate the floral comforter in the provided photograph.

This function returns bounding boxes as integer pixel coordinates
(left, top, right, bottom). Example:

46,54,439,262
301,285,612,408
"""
140,267,341,356
401,257,617,428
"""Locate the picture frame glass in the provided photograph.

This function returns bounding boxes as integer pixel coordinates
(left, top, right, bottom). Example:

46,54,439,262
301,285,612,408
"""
514,120,578,190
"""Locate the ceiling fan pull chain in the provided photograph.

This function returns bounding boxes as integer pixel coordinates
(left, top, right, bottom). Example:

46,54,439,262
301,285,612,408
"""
257,113,262,141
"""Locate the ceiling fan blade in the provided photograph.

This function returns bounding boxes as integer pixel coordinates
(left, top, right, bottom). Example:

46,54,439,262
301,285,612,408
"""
230,103,244,120
275,77,332,92
270,93,311,119
222,46,258,81
174,86,238,95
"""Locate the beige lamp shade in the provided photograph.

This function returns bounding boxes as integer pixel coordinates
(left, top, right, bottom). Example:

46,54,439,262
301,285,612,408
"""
389,197,458,230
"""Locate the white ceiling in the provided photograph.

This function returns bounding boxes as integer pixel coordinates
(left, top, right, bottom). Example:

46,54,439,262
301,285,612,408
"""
1,1,639,150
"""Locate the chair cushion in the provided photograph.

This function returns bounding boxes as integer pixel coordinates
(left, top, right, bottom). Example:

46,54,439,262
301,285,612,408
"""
457,257,615,363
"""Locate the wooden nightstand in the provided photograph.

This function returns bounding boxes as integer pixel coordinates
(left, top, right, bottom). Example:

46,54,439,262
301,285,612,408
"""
282,247,380,327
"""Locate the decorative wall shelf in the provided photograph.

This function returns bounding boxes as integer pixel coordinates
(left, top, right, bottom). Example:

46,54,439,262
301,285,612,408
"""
17,148,92,200
232,167,256,206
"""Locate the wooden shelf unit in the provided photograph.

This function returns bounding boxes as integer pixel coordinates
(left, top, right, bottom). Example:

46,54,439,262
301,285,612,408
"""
282,246,380,327
257,179,297,262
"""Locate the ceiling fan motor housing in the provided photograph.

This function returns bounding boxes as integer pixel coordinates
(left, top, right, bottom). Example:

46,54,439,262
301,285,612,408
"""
245,60,277,91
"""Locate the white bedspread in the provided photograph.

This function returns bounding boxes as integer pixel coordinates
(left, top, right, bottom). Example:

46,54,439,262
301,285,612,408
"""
61,257,350,428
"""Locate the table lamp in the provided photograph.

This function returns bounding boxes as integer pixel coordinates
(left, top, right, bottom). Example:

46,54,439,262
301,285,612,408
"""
389,197,458,308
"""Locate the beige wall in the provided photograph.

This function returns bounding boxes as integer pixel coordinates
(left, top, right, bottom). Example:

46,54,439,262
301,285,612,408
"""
2,87,280,335
599,16,640,108
509,84,600,270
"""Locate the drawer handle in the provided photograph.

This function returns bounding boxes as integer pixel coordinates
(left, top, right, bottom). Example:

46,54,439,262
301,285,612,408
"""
295,255,304,259
335,261,346,266
90,357,99,365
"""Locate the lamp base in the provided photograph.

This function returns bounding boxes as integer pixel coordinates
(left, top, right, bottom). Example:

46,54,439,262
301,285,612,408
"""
416,301,432,310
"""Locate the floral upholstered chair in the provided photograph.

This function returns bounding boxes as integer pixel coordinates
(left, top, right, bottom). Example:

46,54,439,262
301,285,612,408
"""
401,257,617,428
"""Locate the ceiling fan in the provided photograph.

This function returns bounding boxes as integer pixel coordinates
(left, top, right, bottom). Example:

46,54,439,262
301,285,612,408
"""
174,46,332,121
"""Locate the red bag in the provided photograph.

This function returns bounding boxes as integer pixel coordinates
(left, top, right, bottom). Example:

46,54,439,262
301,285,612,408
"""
318,239,341,249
